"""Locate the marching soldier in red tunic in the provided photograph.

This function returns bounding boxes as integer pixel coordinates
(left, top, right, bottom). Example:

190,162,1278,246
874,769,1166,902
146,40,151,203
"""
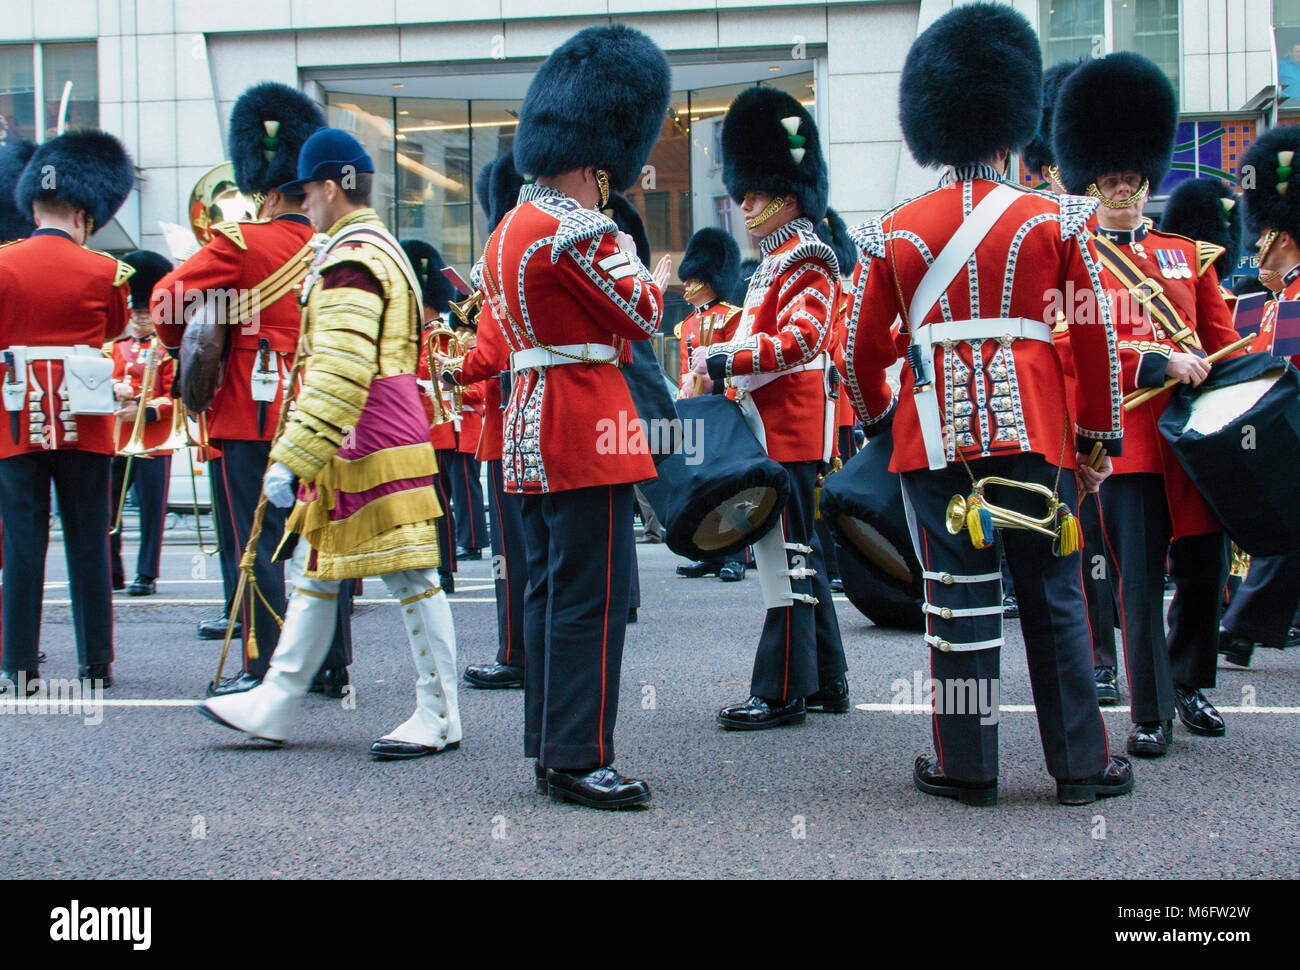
673,226,746,583
847,4,1130,805
0,130,135,695
1219,128,1300,667
691,86,849,729
1054,52,1243,757
493,25,669,807
404,239,461,595
109,250,176,596
153,82,353,699
446,151,529,689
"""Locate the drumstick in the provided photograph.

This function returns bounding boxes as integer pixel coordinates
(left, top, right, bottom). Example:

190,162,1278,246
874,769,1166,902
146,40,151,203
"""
1086,441,1106,470
1122,336,1255,411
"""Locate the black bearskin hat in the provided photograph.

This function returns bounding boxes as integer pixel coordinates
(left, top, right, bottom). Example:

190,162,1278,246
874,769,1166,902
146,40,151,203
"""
15,130,134,230
733,257,760,306
1160,177,1242,281
0,138,37,241
815,208,856,278
229,82,326,198
899,2,1041,169
678,227,741,300
1053,52,1177,196
122,250,173,310
1021,59,1084,176
400,239,458,315
602,192,651,266
475,151,525,233
514,25,670,192
1240,125,1300,242
722,86,828,224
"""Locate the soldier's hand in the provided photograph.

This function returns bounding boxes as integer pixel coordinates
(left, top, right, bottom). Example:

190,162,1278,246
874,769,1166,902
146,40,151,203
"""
615,231,638,256
1075,453,1112,494
1165,352,1211,387
113,381,133,401
652,254,672,291
116,401,139,422
263,462,297,509
690,346,710,376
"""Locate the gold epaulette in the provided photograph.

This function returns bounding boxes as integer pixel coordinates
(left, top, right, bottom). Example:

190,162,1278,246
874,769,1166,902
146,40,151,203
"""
722,303,742,328
211,222,249,251
1195,240,1226,278
1118,339,1172,354
113,259,135,288
0,240,20,252
672,322,682,339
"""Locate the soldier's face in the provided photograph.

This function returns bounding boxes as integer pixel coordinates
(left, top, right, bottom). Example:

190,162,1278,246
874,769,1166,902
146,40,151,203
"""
1095,171,1144,204
300,181,331,230
130,309,153,337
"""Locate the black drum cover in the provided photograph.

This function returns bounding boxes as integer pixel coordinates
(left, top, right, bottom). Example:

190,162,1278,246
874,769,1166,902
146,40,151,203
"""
179,296,230,413
637,394,790,561
1159,352,1300,557
819,429,924,630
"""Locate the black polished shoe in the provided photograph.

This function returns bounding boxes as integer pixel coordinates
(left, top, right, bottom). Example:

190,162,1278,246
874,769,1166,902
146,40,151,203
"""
1283,627,1300,650
677,559,723,579
127,576,156,597
1002,594,1020,619
1057,756,1135,805
719,561,746,582
1126,719,1174,757
112,575,126,592
0,670,41,697
463,663,524,689
829,576,843,593
1218,628,1254,667
78,663,112,688
370,739,459,760
534,762,548,794
1164,573,1176,592
439,571,455,595
456,547,483,561
1094,666,1120,706
205,672,262,697
717,695,806,730
309,667,349,698
1174,684,1225,737
805,674,850,713
912,754,997,807
37,652,47,665
197,616,242,641
547,766,651,810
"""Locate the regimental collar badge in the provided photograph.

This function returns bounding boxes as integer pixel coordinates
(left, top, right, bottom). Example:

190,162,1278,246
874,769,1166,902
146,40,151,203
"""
1155,248,1193,279
1098,223,1149,248
1285,264,1300,289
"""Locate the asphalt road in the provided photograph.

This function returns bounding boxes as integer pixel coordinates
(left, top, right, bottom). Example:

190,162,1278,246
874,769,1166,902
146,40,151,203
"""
3,514,1298,879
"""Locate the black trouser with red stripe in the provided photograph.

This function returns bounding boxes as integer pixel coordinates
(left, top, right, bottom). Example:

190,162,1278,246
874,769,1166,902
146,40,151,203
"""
1098,473,1226,722
448,451,486,553
1076,491,1118,669
900,454,1108,784
521,483,632,770
210,439,352,677
433,449,457,575
0,449,114,669
486,459,526,668
752,461,847,701
110,454,171,584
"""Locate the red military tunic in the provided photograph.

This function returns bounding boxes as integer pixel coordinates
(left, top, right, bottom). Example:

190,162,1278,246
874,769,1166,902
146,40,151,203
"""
446,294,509,463
1091,223,1242,538
1250,269,1300,364
152,214,314,442
847,166,1124,473
480,183,663,493
703,218,839,463
0,229,131,457
111,336,176,454
675,300,741,399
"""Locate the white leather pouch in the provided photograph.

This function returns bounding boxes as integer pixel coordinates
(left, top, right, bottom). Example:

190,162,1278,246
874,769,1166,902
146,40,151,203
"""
63,347,116,415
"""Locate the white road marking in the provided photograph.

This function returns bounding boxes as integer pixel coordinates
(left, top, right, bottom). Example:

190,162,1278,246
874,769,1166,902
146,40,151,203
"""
856,703,1300,715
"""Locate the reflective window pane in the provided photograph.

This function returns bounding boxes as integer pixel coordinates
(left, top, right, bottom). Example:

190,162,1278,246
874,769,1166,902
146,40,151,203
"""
0,44,35,146
1038,0,1104,64
1115,0,1180,97
43,42,97,138
327,93,396,231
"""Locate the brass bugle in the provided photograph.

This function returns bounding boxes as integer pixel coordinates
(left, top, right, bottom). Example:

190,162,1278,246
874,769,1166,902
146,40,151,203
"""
425,323,471,415
119,337,166,457
945,476,1062,541
448,290,483,329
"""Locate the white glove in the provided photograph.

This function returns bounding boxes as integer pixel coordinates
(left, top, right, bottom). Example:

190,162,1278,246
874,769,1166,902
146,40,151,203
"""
263,462,297,509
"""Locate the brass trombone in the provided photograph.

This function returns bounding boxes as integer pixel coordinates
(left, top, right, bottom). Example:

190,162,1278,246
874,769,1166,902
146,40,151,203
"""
448,290,483,330
112,337,168,534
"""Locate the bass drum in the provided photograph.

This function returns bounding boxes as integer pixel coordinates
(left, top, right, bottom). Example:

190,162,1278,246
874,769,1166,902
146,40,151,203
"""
819,429,924,630
1160,352,1300,557
637,394,790,561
